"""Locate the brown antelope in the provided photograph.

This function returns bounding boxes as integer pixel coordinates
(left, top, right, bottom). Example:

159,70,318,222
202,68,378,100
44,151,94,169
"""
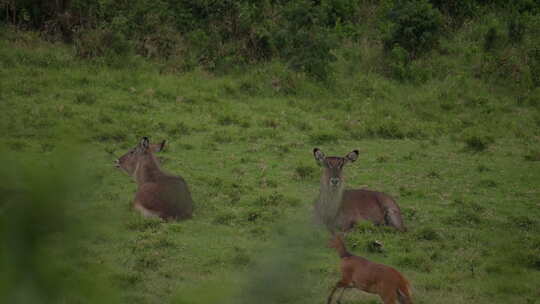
327,234,412,304
313,148,405,232
115,137,193,220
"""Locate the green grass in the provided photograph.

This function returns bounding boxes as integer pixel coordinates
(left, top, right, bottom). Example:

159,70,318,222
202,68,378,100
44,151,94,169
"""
1,27,540,304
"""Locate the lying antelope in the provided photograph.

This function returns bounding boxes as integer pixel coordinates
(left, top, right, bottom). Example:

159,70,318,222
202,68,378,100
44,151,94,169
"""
115,137,193,220
313,148,406,232
327,234,412,304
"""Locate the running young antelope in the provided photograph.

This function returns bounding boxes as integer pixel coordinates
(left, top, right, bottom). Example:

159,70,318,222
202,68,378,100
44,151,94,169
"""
313,148,405,232
115,137,193,220
327,234,412,304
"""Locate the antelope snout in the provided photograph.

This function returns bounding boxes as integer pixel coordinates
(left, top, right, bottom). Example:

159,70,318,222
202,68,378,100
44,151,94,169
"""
330,177,340,186
114,159,120,168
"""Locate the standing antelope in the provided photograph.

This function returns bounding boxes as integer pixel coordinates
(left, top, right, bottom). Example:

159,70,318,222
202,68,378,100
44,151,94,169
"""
115,137,193,220
327,234,412,304
313,148,406,232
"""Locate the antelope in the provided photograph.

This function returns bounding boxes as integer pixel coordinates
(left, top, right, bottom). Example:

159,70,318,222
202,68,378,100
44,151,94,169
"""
115,137,193,220
313,148,406,232
327,234,412,304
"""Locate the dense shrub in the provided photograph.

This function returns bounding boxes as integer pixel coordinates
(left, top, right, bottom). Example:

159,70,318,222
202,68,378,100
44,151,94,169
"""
270,1,340,80
530,48,540,87
74,27,132,59
430,0,479,28
463,133,494,152
2,0,539,85
504,0,540,15
1,0,347,79
319,0,361,27
483,27,501,52
386,45,429,82
382,0,443,59
507,14,526,45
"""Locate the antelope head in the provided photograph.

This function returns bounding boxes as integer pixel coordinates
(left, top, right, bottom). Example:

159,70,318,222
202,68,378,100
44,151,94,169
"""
313,148,359,189
115,137,156,176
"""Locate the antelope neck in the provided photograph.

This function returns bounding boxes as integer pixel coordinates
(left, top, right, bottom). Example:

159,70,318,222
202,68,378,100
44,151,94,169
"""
335,240,352,259
319,177,345,207
135,156,162,184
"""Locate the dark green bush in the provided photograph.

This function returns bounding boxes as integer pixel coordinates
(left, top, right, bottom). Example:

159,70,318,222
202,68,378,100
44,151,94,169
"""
386,45,430,82
74,92,97,105
507,14,526,45
529,48,540,87
415,227,441,241
294,165,315,180
503,0,540,15
523,149,540,161
478,179,497,188
387,45,411,80
507,215,536,231
137,23,184,60
382,0,443,59
74,27,132,59
318,0,361,27
273,0,338,80
3,0,538,86
429,0,479,28
483,27,501,52
463,133,494,152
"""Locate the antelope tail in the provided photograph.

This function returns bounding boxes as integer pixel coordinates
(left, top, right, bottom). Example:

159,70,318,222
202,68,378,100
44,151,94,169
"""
378,195,406,232
384,208,406,232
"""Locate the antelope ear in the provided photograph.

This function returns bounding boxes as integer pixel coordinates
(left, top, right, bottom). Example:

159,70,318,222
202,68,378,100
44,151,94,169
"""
150,140,166,152
335,232,346,244
313,148,326,164
158,140,166,152
328,233,343,247
140,137,150,150
345,150,359,162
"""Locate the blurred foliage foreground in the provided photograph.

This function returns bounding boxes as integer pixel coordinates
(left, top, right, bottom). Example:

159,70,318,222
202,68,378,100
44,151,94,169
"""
0,150,324,304
0,151,116,303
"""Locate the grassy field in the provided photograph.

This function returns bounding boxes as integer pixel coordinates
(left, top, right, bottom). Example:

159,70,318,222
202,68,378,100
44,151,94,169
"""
1,27,540,304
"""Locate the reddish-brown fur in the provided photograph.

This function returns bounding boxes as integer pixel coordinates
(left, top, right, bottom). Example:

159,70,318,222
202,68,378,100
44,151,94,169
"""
313,148,406,232
327,235,412,304
115,137,193,220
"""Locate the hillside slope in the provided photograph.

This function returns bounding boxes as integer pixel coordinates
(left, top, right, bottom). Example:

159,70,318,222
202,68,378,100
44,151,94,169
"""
1,27,539,304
